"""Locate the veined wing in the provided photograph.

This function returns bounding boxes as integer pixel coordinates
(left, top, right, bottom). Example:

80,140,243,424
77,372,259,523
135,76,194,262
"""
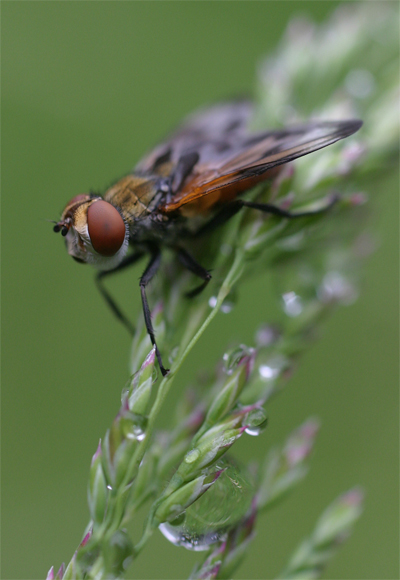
160,119,362,212
135,99,255,174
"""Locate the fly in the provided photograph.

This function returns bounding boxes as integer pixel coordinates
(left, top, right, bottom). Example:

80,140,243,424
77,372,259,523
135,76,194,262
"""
53,100,362,376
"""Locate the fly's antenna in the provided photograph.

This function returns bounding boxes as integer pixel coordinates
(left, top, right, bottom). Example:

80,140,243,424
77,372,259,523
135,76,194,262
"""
53,217,72,237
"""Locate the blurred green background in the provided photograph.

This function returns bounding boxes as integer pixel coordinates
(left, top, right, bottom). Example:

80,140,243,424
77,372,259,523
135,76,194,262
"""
2,2,398,579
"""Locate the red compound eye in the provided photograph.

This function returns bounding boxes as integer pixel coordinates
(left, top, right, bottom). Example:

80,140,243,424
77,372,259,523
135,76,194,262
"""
87,200,125,257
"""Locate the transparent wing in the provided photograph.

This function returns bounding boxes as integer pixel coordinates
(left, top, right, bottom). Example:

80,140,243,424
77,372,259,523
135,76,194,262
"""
160,119,362,212
135,98,255,174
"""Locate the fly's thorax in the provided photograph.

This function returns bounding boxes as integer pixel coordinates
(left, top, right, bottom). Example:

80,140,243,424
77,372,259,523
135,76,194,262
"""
55,194,129,271
104,174,164,222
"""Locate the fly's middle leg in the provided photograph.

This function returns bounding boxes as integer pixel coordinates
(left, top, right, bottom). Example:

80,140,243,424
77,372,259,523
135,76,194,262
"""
139,248,169,376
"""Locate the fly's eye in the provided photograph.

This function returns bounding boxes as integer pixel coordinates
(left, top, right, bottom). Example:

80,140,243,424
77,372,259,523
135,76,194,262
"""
87,200,125,257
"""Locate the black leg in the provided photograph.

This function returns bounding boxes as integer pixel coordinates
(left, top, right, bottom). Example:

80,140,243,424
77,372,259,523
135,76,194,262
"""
240,192,339,218
189,193,338,238
139,249,169,376
96,251,145,336
177,248,212,298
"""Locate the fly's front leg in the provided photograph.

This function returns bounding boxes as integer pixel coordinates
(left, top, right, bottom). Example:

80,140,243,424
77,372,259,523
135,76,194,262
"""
139,248,169,376
96,251,145,335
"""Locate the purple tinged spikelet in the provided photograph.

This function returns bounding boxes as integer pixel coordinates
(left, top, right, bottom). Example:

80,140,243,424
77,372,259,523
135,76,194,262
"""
285,418,320,468
128,347,156,416
313,487,364,548
91,440,102,467
79,529,92,548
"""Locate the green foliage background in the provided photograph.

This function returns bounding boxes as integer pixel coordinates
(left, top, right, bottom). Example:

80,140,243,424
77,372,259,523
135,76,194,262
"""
2,2,398,579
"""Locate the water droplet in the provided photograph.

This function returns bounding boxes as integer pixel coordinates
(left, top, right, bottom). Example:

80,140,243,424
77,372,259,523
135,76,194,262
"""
223,345,253,374
245,408,268,436
245,425,266,437
159,456,254,551
259,364,279,381
107,485,113,491
282,291,303,317
209,296,218,308
317,271,358,305
132,427,145,442
258,354,288,382
122,413,147,442
220,301,234,314
168,512,186,527
209,292,236,314
185,448,200,464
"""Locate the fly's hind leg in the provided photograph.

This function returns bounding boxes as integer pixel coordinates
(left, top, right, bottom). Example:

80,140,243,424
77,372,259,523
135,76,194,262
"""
189,193,339,239
96,251,145,335
139,248,169,376
177,247,212,298
239,192,339,218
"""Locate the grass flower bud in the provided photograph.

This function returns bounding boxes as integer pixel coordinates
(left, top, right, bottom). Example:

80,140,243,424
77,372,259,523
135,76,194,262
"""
62,552,81,580
257,419,320,511
195,349,254,440
127,347,156,416
88,440,108,526
102,403,145,488
312,488,364,548
280,488,364,578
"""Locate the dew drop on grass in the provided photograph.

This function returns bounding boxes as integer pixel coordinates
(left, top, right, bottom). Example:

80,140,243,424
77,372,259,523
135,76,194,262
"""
258,354,289,382
223,345,254,375
282,291,303,317
185,448,201,463
220,300,234,314
159,456,254,551
317,271,358,305
209,290,237,314
208,296,218,308
123,413,147,442
245,408,268,436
